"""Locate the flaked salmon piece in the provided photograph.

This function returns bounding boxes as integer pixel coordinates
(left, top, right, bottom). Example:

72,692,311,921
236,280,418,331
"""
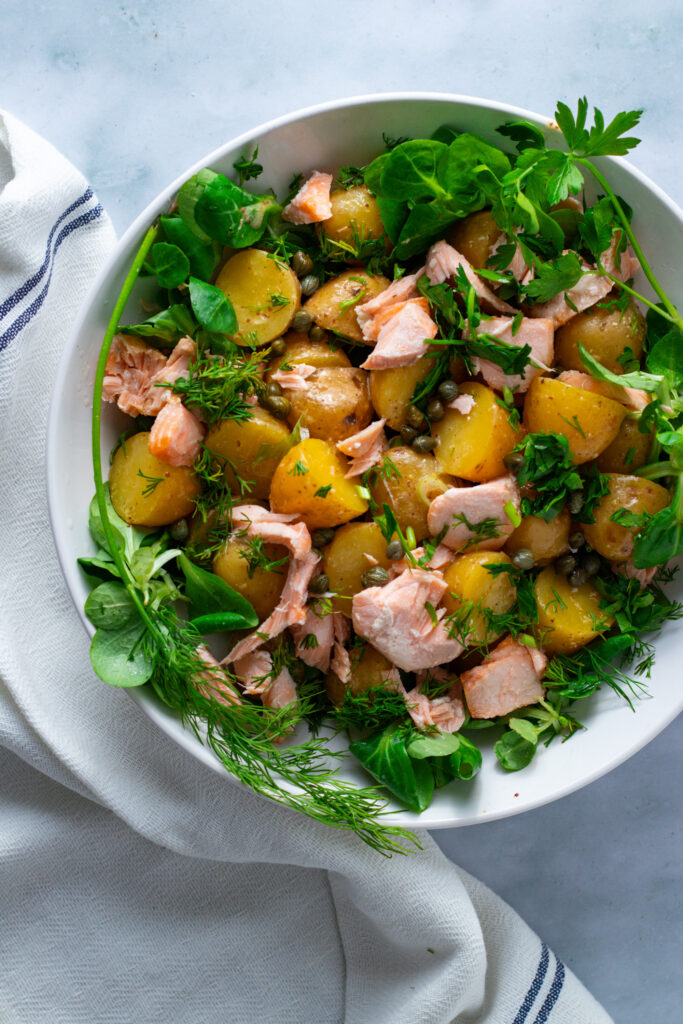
290,605,335,672
428,476,520,552
473,316,554,393
231,505,300,525
194,645,241,707
231,505,311,560
224,549,320,665
262,666,299,710
360,298,438,371
282,171,333,225
103,335,168,416
557,370,649,412
352,567,463,671
400,670,465,733
336,418,386,478
154,336,197,389
447,393,476,415
426,240,516,315
460,636,546,718
360,296,429,343
269,363,317,390
148,399,205,467
601,231,640,281
330,613,352,682
611,559,657,588
355,267,425,338
233,648,274,695
427,543,454,571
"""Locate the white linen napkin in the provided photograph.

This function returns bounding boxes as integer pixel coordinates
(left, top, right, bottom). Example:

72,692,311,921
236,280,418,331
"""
0,109,613,1024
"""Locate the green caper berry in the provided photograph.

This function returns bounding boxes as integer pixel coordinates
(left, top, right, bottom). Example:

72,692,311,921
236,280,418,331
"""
556,553,577,576
169,518,189,542
511,548,535,571
264,394,291,420
437,379,459,403
567,490,584,515
361,566,391,588
412,434,437,454
300,274,320,296
385,540,404,560
309,573,330,595
582,553,601,578
568,568,587,587
266,381,283,398
388,435,404,449
400,425,418,445
503,450,525,473
568,530,585,551
426,398,445,422
309,325,326,343
311,528,335,549
291,310,313,333
406,405,427,429
270,337,287,357
292,250,314,277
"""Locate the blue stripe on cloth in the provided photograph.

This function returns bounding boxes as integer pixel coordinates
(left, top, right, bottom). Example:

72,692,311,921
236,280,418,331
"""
512,943,550,1024
0,187,94,322
532,956,566,1023
0,203,103,352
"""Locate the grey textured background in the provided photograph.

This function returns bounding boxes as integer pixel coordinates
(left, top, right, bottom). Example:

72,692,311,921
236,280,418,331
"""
2,1,682,1020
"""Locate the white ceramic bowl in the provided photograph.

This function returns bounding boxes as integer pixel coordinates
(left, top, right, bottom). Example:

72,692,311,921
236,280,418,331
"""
47,93,683,829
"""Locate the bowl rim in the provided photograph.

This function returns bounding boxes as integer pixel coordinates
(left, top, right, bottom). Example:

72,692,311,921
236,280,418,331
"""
46,90,683,830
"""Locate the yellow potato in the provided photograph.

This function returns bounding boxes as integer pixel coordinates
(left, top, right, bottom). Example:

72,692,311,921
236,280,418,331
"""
325,644,395,706
433,382,520,481
204,407,290,501
213,536,287,620
504,509,571,565
268,331,350,371
369,446,452,542
583,474,670,560
441,550,517,646
554,300,645,375
287,366,373,442
215,248,300,346
523,375,625,464
321,185,385,246
304,269,390,342
447,209,501,268
269,438,368,529
596,417,653,473
109,432,199,527
369,356,434,430
535,565,614,654
323,522,393,617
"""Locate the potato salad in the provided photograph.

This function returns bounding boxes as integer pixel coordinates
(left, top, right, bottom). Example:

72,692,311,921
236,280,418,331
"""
81,99,683,851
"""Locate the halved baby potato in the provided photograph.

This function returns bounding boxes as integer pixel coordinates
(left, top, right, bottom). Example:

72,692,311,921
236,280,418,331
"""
204,407,291,501
535,565,613,654
109,431,199,527
215,248,300,346
324,521,393,617
441,550,517,646
321,185,385,246
269,438,368,529
432,382,520,482
304,269,390,342
523,375,625,464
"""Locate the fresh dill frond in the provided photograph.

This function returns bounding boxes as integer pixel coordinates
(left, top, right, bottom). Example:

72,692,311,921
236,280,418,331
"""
237,533,289,578
166,351,264,425
329,685,409,733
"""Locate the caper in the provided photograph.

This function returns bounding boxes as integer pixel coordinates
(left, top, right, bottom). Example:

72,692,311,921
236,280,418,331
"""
311,528,335,549
264,394,291,420
266,380,283,398
385,540,404,560
582,552,601,578
291,310,313,333
388,435,404,449
511,548,535,571
270,336,287,357
568,568,587,588
566,490,584,515
437,379,459,403
400,425,418,445
568,530,586,551
503,450,525,473
169,518,189,542
412,434,437,454
300,274,320,297
309,573,330,595
426,398,445,422
292,250,314,277
406,405,427,430
309,324,326,343
556,553,577,576
361,566,391,588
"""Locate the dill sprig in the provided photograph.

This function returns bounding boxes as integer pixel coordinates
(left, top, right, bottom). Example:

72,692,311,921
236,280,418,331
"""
166,350,265,425
329,685,409,733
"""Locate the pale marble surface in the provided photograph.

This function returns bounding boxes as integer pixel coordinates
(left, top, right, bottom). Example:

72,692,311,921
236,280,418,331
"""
2,1,682,1020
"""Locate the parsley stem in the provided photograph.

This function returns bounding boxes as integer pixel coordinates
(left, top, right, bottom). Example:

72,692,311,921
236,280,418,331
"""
635,462,677,481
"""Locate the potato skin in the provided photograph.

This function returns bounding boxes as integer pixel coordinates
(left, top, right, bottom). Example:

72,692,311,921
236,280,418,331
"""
582,474,670,560
369,356,434,430
321,186,384,246
535,566,613,654
287,366,373,442
523,375,625,464
215,248,300,346
369,446,452,542
109,432,199,527
325,643,395,705
441,550,516,646
268,331,350,372
304,269,390,342
269,438,368,529
554,300,645,375
205,407,290,500
213,536,287,620
323,522,393,617
447,209,501,268
505,509,571,565
596,417,653,473
433,382,520,482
